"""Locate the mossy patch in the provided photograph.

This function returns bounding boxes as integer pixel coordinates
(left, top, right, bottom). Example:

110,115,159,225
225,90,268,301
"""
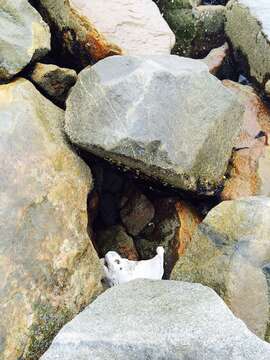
24,302,73,360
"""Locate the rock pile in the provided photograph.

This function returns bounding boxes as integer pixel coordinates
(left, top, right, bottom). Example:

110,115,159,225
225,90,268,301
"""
1,0,270,358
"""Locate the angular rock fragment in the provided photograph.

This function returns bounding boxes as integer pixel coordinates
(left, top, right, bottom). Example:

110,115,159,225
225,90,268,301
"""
226,0,270,93
65,55,244,194
0,79,102,359
171,196,270,341
96,225,138,260
29,62,78,106
221,81,270,200
34,0,175,66
161,2,226,57
41,280,270,360
0,0,50,81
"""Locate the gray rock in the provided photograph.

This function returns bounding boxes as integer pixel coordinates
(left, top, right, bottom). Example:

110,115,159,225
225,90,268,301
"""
65,55,244,194
171,196,270,341
41,279,270,360
226,0,270,93
0,79,102,359
30,63,78,106
0,0,50,81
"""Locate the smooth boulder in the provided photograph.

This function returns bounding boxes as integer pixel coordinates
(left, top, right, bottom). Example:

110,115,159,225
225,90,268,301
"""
0,0,50,81
41,279,270,360
226,0,270,93
65,55,244,194
171,197,270,341
0,79,102,359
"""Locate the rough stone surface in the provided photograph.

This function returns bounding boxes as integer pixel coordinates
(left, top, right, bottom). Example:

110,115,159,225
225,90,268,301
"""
120,186,155,236
163,3,226,57
41,279,270,360
0,79,102,359
137,198,201,277
35,0,175,66
96,225,139,260
171,197,270,341
65,55,244,194
0,0,51,81
226,0,270,92
29,63,78,106
203,42,229,75
221,81,270,200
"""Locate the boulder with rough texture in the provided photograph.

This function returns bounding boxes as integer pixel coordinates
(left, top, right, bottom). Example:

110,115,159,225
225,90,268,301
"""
171,197,270,341
41,279,270,360
0,79,102,359
29,63,78,106
226,0,270,93
161,2,226,57
65,55,244,194
0,0,50,81
221,81,270,200
203,42,229,75
34,0,175,66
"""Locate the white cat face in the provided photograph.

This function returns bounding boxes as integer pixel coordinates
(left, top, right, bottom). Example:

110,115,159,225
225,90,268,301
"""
104,251,125,273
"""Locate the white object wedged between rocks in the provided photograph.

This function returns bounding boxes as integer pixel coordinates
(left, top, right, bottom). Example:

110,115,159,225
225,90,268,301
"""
102,247,164,286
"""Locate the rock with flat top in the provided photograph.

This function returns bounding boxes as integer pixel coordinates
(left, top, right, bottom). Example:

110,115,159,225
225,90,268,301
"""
65,55,244,195
41,279,270,360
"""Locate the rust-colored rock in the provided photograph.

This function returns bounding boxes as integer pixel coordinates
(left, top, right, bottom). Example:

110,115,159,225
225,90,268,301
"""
137,198,201,277
221,80,270,200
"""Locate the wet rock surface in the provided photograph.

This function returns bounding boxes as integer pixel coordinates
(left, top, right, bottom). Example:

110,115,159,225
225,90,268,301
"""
0,79,102,359
41,279,270,360
65,55,244,195
0,0,51,81
171,197,270,341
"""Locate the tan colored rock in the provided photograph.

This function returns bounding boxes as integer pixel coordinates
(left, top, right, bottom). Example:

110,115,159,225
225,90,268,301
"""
171,196,270,341
35,0,175,66
0,0,51,81
221,80,270,200
0,79,102,360
203,42,229,75
30,63,78,106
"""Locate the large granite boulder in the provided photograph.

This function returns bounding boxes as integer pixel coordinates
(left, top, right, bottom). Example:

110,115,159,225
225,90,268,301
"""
0,79,102,359
226,0,270,93
0,0,50,81
171,197,270,341
41,279,270,360
34,0,175,66
65,55,244,195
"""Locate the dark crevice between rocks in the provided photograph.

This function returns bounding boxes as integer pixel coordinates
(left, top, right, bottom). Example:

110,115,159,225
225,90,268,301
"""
78,147,220,279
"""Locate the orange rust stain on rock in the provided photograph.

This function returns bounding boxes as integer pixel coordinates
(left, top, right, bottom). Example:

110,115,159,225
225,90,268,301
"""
175,201,201,256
